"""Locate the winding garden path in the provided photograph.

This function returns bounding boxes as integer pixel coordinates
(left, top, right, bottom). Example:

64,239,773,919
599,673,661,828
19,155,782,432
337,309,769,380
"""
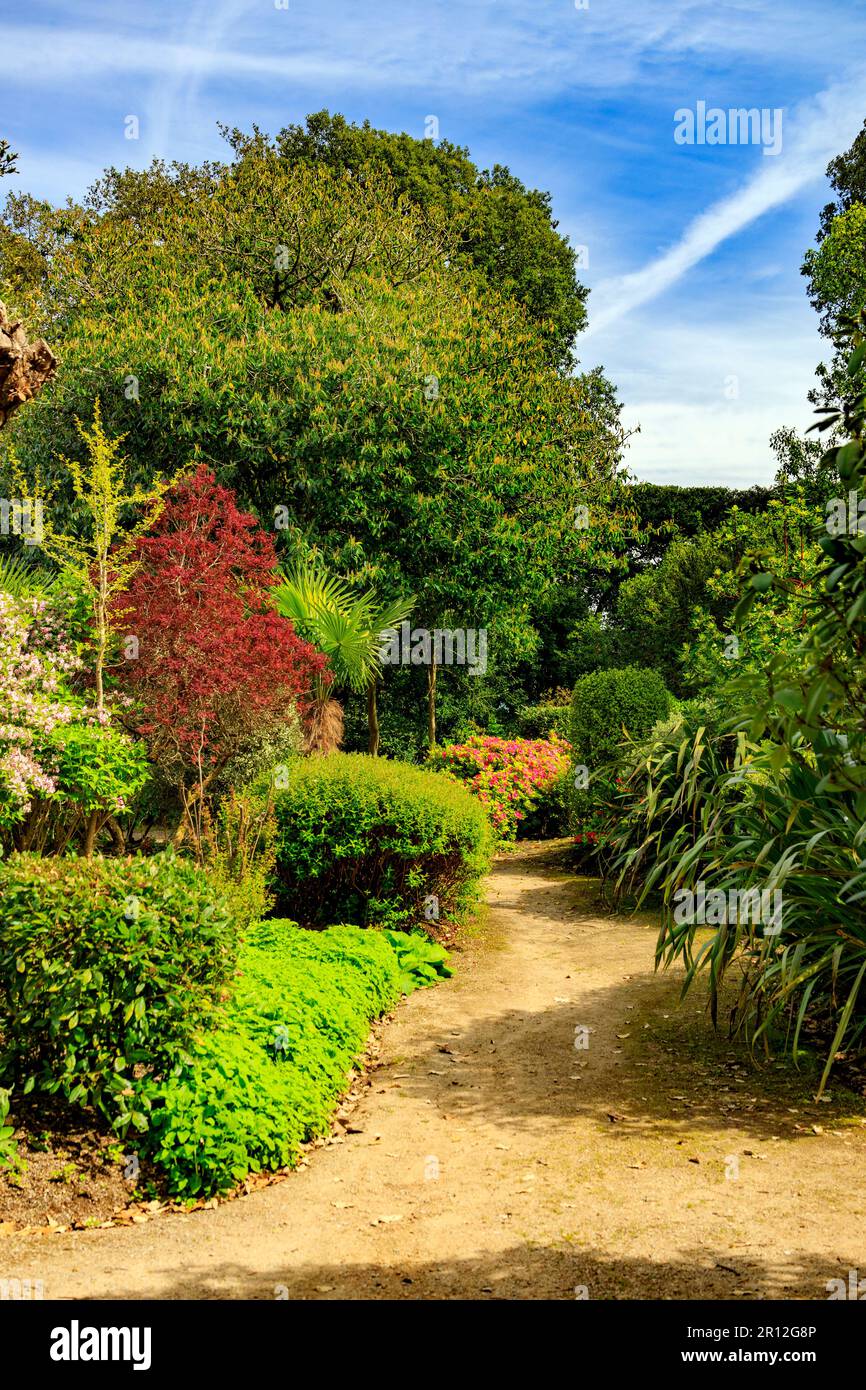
8,844,866,1300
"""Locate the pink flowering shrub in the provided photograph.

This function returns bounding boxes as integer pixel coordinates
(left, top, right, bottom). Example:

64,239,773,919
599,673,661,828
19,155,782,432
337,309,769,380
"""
431,734,571,841
0,592,148,844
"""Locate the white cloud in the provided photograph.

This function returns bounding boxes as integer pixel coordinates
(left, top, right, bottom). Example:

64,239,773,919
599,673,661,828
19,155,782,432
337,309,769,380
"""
593,306,822,485
585,74,866,338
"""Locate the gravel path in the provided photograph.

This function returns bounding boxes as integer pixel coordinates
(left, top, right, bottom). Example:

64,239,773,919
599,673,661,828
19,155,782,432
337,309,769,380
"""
5,843,865,1300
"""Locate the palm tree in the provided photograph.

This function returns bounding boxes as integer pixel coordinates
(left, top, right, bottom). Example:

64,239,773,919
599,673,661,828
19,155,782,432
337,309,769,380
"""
0,552,58,601
272,561,414,755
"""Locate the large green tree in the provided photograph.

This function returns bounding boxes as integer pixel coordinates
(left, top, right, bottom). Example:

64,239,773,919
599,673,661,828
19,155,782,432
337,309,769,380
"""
0,139,626,737
802,118,866,409
226,111,588,369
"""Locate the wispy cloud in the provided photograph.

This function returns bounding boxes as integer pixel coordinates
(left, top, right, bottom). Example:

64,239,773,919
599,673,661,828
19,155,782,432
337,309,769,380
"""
585,75,866,337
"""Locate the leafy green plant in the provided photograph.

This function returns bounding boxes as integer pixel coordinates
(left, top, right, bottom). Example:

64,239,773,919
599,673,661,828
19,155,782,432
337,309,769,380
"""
272,560,414,754
204,780,278,935
570,665,673,768
568,665,672,837
382,929,453,992
271,753,493,931
0,1087,20,1171
606,312,866,1089
0,851,238,1131
141,919,402,1196
47,719,149,816
0,553,58,602
517,701,571,742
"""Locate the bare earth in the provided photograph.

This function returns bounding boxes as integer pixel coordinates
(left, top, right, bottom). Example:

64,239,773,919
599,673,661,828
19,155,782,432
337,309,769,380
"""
4,843,866,1300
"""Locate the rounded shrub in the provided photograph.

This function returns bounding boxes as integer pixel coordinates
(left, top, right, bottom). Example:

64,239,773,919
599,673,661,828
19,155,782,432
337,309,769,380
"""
517,703,571,742
271,753,493,930
0,851,237,1130
570,665,672,768
568,666,672,845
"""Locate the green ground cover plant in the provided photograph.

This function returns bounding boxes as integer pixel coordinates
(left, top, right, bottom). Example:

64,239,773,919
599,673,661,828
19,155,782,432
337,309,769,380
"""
141,920,402,1195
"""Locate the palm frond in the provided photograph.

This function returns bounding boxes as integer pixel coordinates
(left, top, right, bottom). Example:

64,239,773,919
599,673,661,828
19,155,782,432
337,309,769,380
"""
0,551,58,601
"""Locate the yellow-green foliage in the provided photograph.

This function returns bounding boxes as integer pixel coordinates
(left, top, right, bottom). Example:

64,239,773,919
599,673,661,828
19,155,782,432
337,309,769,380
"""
272,753,493,929
7,402,176,709
141,919,402,1195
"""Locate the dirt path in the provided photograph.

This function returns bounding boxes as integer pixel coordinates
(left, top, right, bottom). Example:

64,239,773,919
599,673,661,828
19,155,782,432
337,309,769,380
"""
5,844,866,1300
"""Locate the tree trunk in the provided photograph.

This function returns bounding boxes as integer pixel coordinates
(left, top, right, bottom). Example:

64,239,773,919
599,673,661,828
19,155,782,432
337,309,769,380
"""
83,809,100,858
367,678,380,756
0,302,56,429
303,696,344,755
427,655,437,748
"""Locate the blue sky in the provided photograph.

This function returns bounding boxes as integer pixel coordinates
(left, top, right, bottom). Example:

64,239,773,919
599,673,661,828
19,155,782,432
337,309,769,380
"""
3,0,866,484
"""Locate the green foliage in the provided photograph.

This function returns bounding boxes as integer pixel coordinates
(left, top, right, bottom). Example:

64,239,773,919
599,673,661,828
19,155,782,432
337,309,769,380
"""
273,561,414,695
0,141,17,181
0,1087,20,1170
204,782,278,936
1,138,623,723
517,701,571,741
681,496,822,693
626,482,775,565
271,753,493,930
382,929,453,992
141,920,401,1196
803,203,866,341
570,665,672,769
607,314,866,1088
47,720,149,814
258,110,587,366
0,851,238,1131
0,552,58,602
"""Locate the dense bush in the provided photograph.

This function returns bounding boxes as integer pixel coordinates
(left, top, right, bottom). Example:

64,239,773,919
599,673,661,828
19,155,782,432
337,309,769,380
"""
271,753,492,930
0,591,148,851
142,920,402,1195
517,702,571,742
569,665,673,769
0,851,237,1130
432,734,571,840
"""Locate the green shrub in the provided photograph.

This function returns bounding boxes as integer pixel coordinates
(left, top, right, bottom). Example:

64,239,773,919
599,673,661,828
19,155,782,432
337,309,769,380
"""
567,665,672,841
0,851,237,1131
518,702,571,741
205,781,278,935
48,720,150,815
142,920,402,1195
271,754,493,930
382,929,453,992
569,665,673,768
0,1087,19,1171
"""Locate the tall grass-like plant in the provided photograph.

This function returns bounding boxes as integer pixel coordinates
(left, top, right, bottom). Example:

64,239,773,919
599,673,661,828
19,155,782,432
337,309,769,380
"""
606,310,866,1088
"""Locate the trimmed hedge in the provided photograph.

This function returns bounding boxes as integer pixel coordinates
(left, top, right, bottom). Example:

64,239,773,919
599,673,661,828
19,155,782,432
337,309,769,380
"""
271,753,493,930
570,665,672,768
141,920,402,1195
0,851,237,1130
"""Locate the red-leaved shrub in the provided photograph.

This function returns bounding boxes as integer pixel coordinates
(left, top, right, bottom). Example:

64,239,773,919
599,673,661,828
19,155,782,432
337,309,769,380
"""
116,467,326,837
